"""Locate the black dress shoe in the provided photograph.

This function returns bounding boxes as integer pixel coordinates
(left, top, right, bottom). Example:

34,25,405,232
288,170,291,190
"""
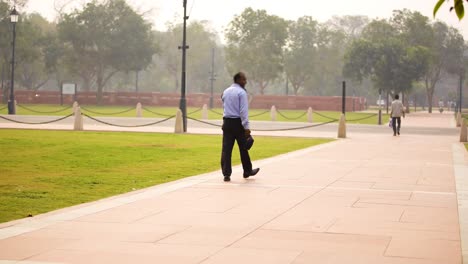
243,168,260,178
224,176,231,182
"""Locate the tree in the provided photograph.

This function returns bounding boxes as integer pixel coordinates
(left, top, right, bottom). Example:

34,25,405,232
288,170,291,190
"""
308,26,347,96
391,10,432,48
283,16,319,95
0,2,56,101
225,8,288,94
185,21,223,93
150,20,229,93
153,27,180,92
16,13,57,91
58,0,157,103
343,19,429,111
421,22,462,112
391,10,433,111
326,15,369,40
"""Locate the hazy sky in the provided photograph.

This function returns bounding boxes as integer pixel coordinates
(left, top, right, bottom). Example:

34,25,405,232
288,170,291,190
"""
25,0,468,39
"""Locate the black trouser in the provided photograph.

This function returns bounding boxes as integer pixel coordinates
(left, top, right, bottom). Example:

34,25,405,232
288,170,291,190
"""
392,117,401,134
221,118,252,176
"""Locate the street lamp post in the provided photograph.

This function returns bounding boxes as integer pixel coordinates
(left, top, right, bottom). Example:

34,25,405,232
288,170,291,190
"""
378,89,382,125
178,0,189,132
7,7,18,115
209,48,215,109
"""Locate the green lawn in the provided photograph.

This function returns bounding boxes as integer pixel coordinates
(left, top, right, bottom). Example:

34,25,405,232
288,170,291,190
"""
0,104,388,125
0,129,333,223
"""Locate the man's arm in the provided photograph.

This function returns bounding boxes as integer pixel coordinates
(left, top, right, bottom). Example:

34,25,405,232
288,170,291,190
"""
239,90,250,130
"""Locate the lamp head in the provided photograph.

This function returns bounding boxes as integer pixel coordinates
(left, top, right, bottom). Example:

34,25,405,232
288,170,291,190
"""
10,8,18,23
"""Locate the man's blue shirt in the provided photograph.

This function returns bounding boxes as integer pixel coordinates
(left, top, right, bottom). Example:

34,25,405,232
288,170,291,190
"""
222,83,249,129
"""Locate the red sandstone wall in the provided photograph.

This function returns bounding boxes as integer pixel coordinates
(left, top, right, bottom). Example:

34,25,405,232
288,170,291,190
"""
2,90,367,111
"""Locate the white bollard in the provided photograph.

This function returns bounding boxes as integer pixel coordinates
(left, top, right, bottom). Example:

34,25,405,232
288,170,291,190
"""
270,105,277,121
74,106,83,131
174,109,184,133
307,107,313,123
337,113,346,138
136,102,142,117
202,104,208,120
72,101,79,113
461,118,467,142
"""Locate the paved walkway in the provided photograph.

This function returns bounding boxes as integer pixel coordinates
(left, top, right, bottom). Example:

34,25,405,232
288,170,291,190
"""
0,111,467,264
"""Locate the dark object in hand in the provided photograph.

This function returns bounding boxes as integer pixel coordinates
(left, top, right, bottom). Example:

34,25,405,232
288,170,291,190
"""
246,135,254,150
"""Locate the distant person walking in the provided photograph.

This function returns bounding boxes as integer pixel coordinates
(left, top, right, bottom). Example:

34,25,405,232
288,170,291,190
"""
221,72,260,182
390,94,405,136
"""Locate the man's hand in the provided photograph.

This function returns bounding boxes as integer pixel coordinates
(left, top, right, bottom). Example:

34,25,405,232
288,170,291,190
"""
244,129,251,137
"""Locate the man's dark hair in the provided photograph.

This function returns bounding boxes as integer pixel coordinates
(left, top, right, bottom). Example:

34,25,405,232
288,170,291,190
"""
395,94,399,100
233,72,243,83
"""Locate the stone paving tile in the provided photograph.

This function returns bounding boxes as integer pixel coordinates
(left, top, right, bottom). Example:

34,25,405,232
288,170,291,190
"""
400,207,460,226
28,243,222,264
72,202,163,223
291,251,445,264
327,180,376,189
0,235,77,261
24,221,191,243
231,229,390,256
385,236,461,262
358,192,458,208
328,219,460,241
200,247,302,264
157,226,257,247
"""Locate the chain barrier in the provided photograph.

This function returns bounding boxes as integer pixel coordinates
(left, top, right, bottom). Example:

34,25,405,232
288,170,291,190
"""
209,109,223,116
142,107,173,117
209,108,270,118
249,110,270,118
187,107,203,115
187,116,337,132
187,117,222,127
312,111,339,121
82,113,175,127
16,104,73,114
80,106,134,115
253,120,337,131
345,113,377,122
0,114,74,124
276,109,308,120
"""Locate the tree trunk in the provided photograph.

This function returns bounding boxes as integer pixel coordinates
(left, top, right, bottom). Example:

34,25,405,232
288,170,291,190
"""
293,81,301,95
386,91,389,114
174,71,179,92
259,82,266,95
402,92,410,113
82,77,91,92
96,73,103,105
427,92,434,113
425,78,435,113
33,78,50,91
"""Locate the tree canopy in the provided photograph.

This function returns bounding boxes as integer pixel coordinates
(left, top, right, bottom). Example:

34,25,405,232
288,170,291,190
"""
57,0,156,102
225,8,288,94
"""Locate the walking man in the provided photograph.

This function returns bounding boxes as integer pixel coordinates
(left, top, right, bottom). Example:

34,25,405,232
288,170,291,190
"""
390,94,405,136
221,72,260,182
